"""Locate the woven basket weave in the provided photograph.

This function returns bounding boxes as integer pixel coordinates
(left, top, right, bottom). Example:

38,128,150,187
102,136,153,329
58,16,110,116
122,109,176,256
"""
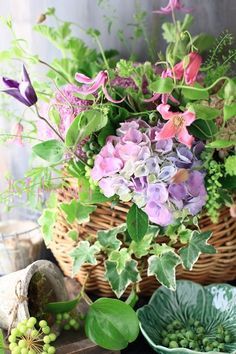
50,179,236,297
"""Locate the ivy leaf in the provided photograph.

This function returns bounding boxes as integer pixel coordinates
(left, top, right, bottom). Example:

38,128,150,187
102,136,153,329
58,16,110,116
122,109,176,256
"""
97,224,126,252
149,77,174,94
129,233,153,259
32,139,64,163
60,200,96,224
65,110,108,147
206,140,236,149
85,298,139,350
109,249,131,274
188,103,220,120
70,241,100,274
105,258,141,298
38,208,57,245
188,119,217,139
224,103,236,122
127,204,149,242
179,231,216,271
67,230,79,241
148,251,181,290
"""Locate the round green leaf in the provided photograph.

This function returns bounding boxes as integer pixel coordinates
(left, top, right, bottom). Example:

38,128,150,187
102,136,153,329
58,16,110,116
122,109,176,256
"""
32,139,64,163
85,298,139,350
45,297,79,314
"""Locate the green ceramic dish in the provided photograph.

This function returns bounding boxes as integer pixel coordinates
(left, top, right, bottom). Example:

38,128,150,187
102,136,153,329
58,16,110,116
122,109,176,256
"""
137,280,236,354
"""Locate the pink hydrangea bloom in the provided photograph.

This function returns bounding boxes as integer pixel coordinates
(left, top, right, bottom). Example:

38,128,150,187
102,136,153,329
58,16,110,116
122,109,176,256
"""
156,104,196,148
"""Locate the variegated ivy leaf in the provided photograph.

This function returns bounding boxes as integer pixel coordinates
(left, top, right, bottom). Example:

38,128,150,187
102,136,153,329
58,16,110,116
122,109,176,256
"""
70,241,101,275
179,231,216,271
97,224,126,252
109,249,131,274
60,200,96,224
105,258,141,298
129,234,153,259
148,251,181,290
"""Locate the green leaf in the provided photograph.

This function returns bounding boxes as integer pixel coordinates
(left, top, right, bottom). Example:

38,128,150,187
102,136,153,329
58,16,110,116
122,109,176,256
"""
67,230,79,241
70,241,100,274
179,231,216,270
181,84,209,100
125,287,139,308
45,297,79,314
85,298,139,350
148,251,181,290
49,108,61,126
78,176,110,204
206,140,236,148
225,156,236,176
149,77,174,94
162,22,176,43
38,209,57,245
188,119,217,139
223,103,236,122
32,139,64,163
188,103,220,120
127,204,149,242
129,233,153,259
65,110,108,147
60,200,96,224
193,33,215,52
97,224,126,252
220,175,236,189
105,258,141,298
0,329,5,354
97,121,115,146
181,14,194,32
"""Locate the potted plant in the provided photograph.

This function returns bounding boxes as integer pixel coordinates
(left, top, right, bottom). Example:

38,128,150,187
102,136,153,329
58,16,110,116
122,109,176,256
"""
0,0,235,347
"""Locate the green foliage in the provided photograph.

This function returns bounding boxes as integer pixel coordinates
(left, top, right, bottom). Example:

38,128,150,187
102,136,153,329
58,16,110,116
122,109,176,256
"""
206,140,236,149
65,110,108,147
32,139,64,163
85,298,139,350
70,241,100,274
0,329,5,354
38,193,58,245
105,257,140,298
188,103,220,121
60,200,96,224
181,84,209,100
97,224,126,252
127,204,149,242
205,161,223,223
77,176,110,204
179,231,216,270
188,119,217,140
45,297,79,314
67,230,79,241
224,103,236,121
148,251,181,290
149,77,174,94
225,156,236,176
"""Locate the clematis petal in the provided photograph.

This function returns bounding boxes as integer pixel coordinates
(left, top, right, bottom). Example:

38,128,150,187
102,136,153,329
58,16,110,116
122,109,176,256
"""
183,110,196,126
177,126,194,148
22,64,31,83
156,119,176,140
75,72,97,84
2,77,19,89
157,104,173,120
1,88,30,106
102,84,125,103
143,93,161,102
184,52,202,85
19,81,37,106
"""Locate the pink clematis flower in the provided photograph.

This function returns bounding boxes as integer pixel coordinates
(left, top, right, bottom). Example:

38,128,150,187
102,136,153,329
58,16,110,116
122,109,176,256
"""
75,71,125,103
170,52,202,85
153,0,192,14
156,104,196,148
10,122,24,146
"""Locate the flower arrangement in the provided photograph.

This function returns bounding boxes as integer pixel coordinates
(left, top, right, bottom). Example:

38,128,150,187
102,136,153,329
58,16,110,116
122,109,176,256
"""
0,1,236,300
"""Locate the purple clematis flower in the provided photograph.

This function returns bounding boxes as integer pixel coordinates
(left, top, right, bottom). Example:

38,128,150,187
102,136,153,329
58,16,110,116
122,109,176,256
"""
153,0,192,15
75,71,125,104
1,65,37,107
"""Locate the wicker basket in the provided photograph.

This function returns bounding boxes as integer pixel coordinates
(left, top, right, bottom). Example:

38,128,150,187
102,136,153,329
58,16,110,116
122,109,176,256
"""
50,179,236,297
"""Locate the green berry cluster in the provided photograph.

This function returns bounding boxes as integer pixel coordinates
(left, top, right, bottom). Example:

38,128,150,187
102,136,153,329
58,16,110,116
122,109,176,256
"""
160,319,232,352
55,311,82,331
8,317,56,354
206,160,223,223
82,137,100,168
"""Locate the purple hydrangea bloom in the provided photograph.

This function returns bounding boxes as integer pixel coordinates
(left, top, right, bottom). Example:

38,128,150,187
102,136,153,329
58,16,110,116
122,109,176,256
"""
91,119,207,227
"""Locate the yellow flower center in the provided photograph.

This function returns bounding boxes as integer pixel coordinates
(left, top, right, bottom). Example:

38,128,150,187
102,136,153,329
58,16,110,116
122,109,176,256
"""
173,114,184,129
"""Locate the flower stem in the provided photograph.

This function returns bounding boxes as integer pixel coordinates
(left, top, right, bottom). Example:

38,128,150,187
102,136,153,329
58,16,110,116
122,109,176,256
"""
94,35,109,71
177,76,230,92
35,105,65,142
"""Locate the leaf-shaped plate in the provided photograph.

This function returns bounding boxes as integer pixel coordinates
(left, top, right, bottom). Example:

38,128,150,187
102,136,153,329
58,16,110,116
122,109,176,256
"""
137,280,236,354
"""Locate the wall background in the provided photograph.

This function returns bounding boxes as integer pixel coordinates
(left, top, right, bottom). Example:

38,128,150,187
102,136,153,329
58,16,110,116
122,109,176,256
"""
0,0,235,218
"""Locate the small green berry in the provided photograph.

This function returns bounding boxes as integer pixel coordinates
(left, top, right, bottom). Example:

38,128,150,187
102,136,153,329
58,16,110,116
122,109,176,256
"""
162,338,169,347
185,330,194,340
225,334,231,343
167,324,173,331
9,343,17,350
42,326,50,334
64,324,71,330
31,329,39,338
56,313,62,321
180,339,188,347
8,334,16,343
39,320,47,328
49,333,57,342
169,341,179,348
161,330,168,337
43,335,51,344
47,346,56,354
